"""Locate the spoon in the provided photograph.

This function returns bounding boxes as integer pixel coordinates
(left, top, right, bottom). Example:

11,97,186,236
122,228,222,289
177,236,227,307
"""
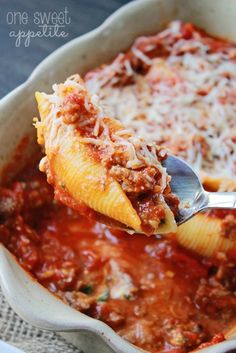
164,155,236,225
107,155,236,233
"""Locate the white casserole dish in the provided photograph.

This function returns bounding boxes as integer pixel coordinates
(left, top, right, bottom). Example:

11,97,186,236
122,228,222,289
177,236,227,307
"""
0,0,236,352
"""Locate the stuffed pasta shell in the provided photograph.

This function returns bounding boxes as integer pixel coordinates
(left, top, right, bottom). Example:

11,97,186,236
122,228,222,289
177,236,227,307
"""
34,74,179,235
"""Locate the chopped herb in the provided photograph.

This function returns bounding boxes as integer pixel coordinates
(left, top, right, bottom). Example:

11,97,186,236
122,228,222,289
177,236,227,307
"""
97,288,109,302
81,284,93,294
61,182,66,189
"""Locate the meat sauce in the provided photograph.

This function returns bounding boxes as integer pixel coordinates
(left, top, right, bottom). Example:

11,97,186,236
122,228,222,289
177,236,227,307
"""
0,160,235,353
84,22,236,183
59,90,179,234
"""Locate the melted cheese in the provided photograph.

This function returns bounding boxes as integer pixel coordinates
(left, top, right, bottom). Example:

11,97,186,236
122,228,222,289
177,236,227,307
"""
37,75,169,192
85,21,236,180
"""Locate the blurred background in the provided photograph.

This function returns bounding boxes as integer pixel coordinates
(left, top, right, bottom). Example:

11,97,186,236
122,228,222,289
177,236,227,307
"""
0,0,130,98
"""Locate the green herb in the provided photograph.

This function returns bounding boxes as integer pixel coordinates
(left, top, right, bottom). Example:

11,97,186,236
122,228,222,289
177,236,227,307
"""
81,284,93,295
97,288,109,302
61,182,66,189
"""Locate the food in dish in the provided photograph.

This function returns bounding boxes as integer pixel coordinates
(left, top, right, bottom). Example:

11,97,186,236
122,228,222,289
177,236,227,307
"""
83,19,236,256
176,210,236,257
85,21,236,191
1,20,236,353
34,76,179,235
0,163,235,353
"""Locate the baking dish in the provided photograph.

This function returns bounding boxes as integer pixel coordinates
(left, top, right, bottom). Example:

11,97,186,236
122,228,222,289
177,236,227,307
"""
0,0,236,352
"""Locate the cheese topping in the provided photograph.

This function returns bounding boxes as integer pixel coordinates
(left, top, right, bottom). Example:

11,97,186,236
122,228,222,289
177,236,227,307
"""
35,74,181,234
37,75,170,192
85,21,236,179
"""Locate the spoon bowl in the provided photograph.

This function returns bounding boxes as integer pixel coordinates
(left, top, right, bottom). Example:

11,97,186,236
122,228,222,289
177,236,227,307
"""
118,155,236,234
164,155,236,225
110,155,236,234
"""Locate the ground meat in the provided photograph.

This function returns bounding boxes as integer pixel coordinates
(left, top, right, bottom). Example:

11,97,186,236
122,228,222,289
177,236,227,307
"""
57,80,179,231
0,184,23,218
57,290,94,311
163,319,206,348
194,277,236,315
198,333,225,349
3,216,40,271
61,92,96,126
0,180,53,221
0,224,11,245
220,214,236,240
134,195,166,234
210,254,236,292
109,165,160,194
1,161,235,353
164,193,180,218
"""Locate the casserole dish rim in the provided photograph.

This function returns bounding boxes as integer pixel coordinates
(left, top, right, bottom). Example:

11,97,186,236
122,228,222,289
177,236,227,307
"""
0,0,236,352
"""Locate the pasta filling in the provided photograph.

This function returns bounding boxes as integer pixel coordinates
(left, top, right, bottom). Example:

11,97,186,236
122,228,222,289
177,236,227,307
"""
0,163,235,353
85,21,236,186
35,76,179,234
1,20,236,353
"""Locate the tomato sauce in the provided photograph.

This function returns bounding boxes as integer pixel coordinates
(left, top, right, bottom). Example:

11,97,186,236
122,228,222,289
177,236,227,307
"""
0,160,235,353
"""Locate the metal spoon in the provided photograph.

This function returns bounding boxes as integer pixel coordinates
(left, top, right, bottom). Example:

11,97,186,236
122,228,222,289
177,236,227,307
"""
106,155,236,233
164,155,236,225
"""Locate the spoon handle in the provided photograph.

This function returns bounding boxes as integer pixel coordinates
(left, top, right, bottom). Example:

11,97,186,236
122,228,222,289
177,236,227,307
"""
205,192,236,210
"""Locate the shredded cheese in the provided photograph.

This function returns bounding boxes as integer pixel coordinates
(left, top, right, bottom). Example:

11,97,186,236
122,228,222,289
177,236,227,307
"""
39,75,169,192
85,21,236,180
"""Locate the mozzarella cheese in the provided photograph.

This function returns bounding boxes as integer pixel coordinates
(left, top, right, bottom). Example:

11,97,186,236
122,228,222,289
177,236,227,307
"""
35,75,169,192
85,21,236,180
